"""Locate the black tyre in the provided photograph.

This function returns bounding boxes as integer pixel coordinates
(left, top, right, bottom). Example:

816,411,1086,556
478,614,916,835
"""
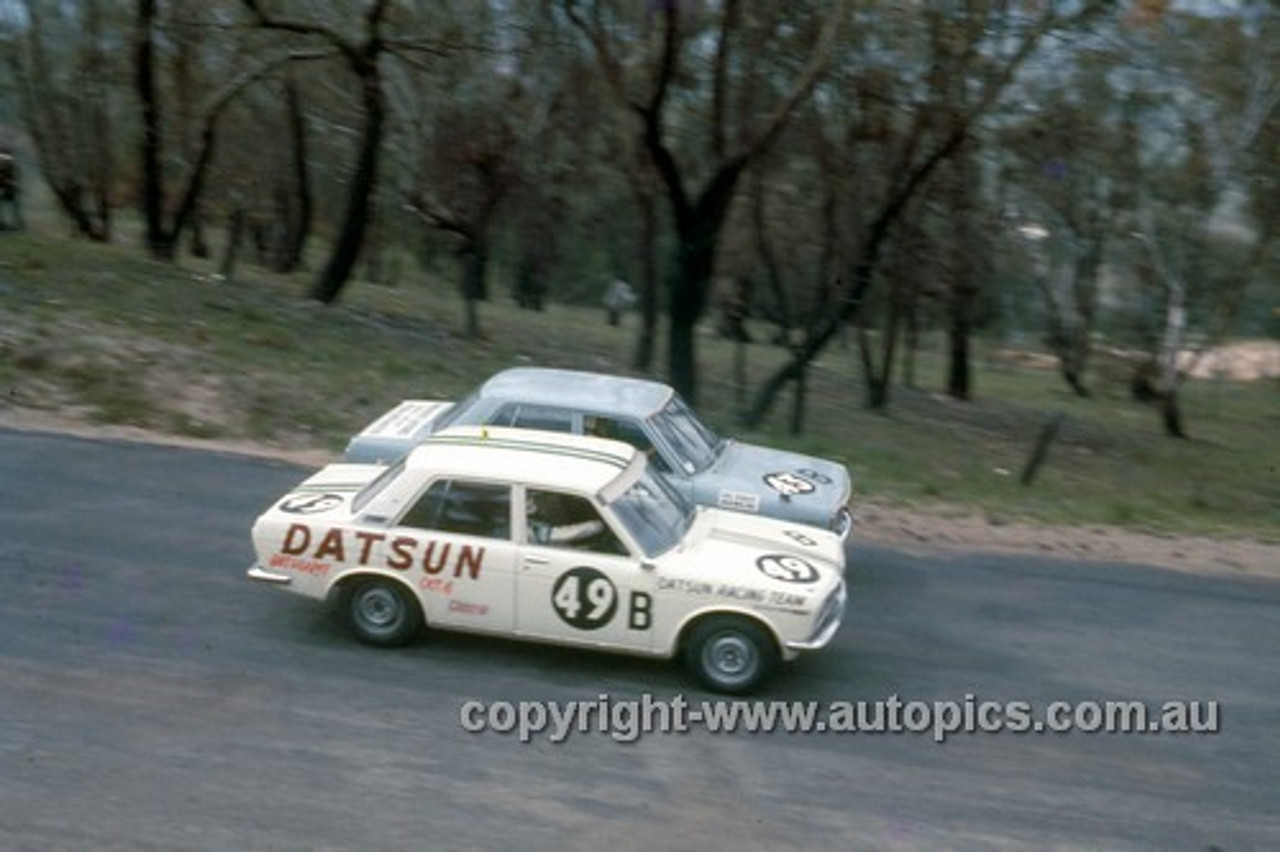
345,578,423,647
683,615,779,695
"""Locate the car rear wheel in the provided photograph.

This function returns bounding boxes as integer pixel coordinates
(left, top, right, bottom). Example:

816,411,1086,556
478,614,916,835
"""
345,578,422,647
684,615,778,695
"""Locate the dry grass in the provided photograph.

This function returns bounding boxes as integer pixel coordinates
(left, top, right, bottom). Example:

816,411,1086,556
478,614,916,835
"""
1,230,1276,542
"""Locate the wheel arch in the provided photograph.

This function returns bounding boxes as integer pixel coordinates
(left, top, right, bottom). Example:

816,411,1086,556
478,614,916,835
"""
328,569,426,622
672,606,783,659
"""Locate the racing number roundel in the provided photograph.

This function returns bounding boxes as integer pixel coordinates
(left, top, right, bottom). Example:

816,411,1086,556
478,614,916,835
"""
279,493,345,514
756,554,820,584
763,471,814,496
552,567,618,630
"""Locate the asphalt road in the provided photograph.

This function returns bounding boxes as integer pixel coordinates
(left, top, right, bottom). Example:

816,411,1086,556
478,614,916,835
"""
1,429,1277,851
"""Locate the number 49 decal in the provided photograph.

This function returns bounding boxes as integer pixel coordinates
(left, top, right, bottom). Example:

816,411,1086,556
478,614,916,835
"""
756,554,820,584
552,567,618,630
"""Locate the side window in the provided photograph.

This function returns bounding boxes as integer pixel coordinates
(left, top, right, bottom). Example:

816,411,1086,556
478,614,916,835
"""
399,480,511,540
510,405,574,433
526,489,628,556
488,405,518,427
487,403,573,433
588,416,670,473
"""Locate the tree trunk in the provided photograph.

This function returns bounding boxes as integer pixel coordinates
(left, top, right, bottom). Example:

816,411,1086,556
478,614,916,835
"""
857,323,893,411
751,171,793,345
135,0,171,259
47,183,108,242
459,243,487,339
902,300,919,389
631,187,659,371
1156,276,1189,438
275,76,312,274
311,69,384,304
220,208,246,280
1162,391,1187,439
666,205,727,405
189,213,210,259
944,129,979,402
946,300,973,401
742,261,872,428
790,362,807,435
668,298,699,404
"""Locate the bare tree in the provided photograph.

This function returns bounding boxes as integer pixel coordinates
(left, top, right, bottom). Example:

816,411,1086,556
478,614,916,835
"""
8,0,117,241
271,72,313,274
743,1,1116,428
406,93,525,338
393,5,567,338
997,43,1131,398
134,0,298,261
1119,6,1277,437
565,0,847,404
240,0,398,303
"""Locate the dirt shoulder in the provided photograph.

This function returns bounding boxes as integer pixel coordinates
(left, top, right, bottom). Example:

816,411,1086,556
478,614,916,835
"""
4,407,1278,582
852,502,1279,580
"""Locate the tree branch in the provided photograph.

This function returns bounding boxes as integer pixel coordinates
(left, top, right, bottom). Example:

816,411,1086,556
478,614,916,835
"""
241,0,360,64
731,0,849,165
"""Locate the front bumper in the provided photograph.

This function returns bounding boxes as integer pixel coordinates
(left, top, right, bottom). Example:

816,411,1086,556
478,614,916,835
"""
832,506,853,542
785,580,847,652
247,564,292,585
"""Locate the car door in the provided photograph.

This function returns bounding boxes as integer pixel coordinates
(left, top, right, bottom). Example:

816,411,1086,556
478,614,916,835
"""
388,477,517,634
515,486,655,652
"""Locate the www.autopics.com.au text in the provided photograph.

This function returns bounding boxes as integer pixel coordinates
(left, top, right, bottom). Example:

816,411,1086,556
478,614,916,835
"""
458,693,1221,744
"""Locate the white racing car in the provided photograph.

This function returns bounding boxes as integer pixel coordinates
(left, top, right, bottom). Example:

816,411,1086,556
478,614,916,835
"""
249,426,847,693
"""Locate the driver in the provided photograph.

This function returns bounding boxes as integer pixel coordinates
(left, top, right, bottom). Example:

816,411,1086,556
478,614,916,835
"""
528,491,605,546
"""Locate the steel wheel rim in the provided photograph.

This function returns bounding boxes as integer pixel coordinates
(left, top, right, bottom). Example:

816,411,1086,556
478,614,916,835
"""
704,632,757,683
355,586,403,635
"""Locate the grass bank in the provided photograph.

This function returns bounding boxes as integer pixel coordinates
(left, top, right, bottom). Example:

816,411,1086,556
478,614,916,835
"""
1,232,1276,541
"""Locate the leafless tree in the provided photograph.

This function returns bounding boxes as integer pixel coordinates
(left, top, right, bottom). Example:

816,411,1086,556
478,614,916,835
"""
239,0,394,302
1119,7,1277,437
743,0,1117,429
564,0,847,404
7,0,117,241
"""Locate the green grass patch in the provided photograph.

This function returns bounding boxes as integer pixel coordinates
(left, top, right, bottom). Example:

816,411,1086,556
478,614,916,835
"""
1,230,1276,541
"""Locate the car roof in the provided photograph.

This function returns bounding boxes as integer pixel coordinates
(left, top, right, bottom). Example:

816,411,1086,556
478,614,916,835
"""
407,425,644,499
476,368,674,419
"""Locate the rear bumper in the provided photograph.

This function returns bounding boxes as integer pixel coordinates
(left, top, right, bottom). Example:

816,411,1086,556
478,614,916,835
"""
247,564,292,586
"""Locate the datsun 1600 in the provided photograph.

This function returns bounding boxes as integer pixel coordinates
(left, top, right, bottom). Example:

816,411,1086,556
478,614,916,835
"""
249,427,847,693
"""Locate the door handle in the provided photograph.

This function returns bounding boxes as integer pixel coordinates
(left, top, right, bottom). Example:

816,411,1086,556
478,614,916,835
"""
524,556,549,567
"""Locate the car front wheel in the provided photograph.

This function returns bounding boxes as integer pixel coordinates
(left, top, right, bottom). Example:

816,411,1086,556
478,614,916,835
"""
345,578,422,647
684,615,778,695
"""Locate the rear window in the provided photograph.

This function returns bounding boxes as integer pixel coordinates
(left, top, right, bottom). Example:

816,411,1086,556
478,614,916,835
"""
399,479,512,540
353,459,406,513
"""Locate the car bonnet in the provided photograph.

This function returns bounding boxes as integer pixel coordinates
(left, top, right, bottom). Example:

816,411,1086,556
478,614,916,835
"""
708,441,851,513
666,509,845,602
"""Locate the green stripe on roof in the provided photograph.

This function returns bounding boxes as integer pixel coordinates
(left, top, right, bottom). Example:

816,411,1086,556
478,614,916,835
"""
294,483,364,492
424,433,631,469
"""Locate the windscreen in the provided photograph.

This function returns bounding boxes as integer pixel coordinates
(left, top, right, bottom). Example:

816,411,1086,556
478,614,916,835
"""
647,396,724,475
607,466,695,558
